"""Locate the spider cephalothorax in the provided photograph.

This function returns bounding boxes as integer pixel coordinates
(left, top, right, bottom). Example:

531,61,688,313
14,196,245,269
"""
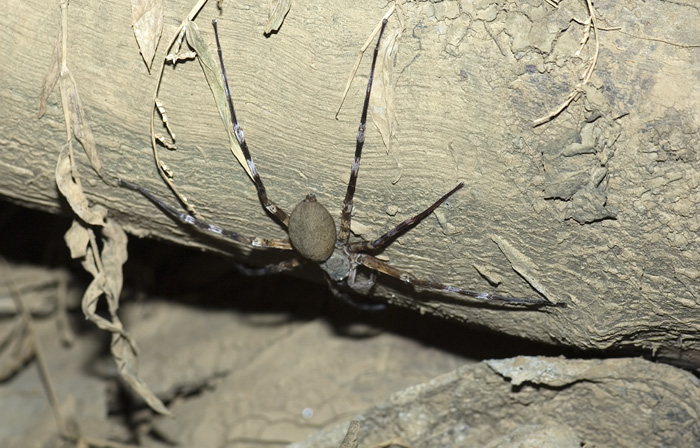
119,18,561,309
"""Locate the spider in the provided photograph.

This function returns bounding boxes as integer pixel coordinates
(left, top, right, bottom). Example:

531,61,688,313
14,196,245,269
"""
119,18,560,310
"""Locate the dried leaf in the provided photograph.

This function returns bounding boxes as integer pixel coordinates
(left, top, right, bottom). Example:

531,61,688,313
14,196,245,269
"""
186,21,254,181
370,19,403,184
73,225,118,334
104,220,171,415
79,247,119,334
64,219,91,258
72,219,172,416
76,223,122,336
371,25,401,155
55,144,107,226
131,0,164,71
50,0,169,418
112,331,171,415
58,67,103,175
334,6,396,119
101,220,128,316
264,0,292,34
37,26,62,118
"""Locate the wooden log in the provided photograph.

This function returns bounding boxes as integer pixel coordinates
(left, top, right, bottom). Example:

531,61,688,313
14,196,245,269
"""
2,0,699,362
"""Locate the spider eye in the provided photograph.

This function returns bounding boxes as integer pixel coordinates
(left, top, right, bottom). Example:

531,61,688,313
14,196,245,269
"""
288,196,337,262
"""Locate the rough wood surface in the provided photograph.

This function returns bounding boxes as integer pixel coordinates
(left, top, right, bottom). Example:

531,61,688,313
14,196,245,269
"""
2,0,700,360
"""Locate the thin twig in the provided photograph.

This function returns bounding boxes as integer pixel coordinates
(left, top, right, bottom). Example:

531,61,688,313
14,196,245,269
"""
1,257,69,439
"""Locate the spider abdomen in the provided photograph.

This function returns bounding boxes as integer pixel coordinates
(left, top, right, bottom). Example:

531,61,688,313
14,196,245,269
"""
288,194,337,262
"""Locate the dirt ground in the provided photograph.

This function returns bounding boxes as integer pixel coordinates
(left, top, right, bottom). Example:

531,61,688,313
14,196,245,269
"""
2,0,700,446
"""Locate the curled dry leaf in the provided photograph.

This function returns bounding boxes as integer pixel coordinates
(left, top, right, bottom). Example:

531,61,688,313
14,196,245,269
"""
104,220,172,416
111,331,172,416
131,0,164,71
46,0,169,417
65,219,172,416
58,67,103,176
265,0,292,34
55,144,107,226
101,219,128,316
186,21,254,181
64,220,91,258
66,223,117,334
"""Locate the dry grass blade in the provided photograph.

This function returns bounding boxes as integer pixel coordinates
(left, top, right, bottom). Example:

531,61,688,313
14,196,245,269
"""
101,221,128,317
148,0,209,218
131,0,164,71
264,0,292,34
47,0,104,229
186,20,254,181
67,223,120,336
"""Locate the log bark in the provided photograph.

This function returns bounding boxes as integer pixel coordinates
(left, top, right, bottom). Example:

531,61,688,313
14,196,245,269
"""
2,0,700,362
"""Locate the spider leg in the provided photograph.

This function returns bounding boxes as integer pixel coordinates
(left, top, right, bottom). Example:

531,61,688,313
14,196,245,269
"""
324,273,386,311
233,258,303,276
350,182,464,252
339,18,389,242
212,20,290,227
119,179,293,250
356,253,561,307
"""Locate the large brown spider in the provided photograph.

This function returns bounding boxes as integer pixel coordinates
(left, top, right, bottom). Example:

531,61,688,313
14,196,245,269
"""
119,19,559,310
